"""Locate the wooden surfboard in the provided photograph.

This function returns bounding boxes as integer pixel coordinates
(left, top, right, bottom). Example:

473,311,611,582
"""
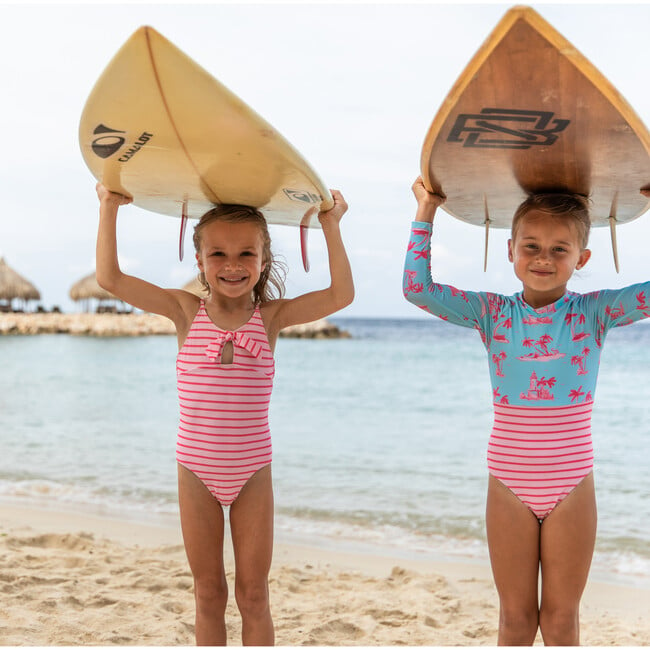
79,26,332,267
421,5,650,236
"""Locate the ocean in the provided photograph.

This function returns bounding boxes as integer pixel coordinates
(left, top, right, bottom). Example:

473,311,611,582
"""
2,317,650,586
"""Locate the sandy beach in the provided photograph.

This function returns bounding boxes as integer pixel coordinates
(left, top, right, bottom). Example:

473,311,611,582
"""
0,503,649,646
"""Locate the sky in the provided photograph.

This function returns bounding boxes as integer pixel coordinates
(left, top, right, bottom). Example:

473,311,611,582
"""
1,2,649,318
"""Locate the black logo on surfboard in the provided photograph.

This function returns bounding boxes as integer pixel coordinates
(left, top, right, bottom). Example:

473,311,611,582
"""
91,124,127,159
448,109,570,149
91,125,154,162
283,189,321,204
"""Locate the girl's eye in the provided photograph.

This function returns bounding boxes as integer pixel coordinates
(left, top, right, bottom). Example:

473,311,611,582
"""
553,247,567,253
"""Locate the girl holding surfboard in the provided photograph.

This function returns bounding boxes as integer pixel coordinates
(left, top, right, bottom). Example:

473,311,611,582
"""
95,183,354,645
404,176,650,645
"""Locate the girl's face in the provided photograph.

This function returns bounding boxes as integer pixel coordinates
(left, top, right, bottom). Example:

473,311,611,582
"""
508,210,591,308
196,220,266,302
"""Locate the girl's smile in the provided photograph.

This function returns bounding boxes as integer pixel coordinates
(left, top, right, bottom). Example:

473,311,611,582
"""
196,220,266,301
508,210,591,308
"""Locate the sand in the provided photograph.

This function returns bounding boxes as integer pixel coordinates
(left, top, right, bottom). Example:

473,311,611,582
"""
0,503,649,646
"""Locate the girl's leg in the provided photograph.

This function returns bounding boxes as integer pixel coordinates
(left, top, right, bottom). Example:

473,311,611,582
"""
539,472,597,646
486,474,541,645
229,464,275,646
178,463,229,646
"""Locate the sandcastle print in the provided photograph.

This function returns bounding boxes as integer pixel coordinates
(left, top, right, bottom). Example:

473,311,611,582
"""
520,371,556,401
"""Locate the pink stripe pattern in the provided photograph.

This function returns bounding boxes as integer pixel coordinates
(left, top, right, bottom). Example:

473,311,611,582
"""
176,302,274,506
487,401,594,520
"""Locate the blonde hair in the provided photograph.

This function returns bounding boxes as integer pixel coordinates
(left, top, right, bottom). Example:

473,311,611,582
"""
193,205,286,304
512,193,591,249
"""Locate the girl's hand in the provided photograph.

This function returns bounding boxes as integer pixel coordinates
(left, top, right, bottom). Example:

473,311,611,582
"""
412,176,445,209
96,182,133,207
412,176,445,223
318,189,347,227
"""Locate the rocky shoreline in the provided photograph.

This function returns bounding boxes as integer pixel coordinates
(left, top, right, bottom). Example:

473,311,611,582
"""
0,313,349,339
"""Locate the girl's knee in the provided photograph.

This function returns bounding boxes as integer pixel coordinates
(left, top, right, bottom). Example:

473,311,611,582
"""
194,576,229,614
499,604,539,644
235,579,270,618
539,605,579,645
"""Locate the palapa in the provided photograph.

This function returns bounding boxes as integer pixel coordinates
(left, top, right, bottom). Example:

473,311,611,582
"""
182,276,208,297
0,257,40,302
69,271,116,302
69,271,126,313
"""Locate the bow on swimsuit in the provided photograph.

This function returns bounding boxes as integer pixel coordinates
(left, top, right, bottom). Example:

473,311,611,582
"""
176,301,274,506
404,222,650,520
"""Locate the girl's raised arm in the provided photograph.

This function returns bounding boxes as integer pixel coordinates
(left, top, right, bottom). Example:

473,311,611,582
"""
95,183,194,329
266,190,354,336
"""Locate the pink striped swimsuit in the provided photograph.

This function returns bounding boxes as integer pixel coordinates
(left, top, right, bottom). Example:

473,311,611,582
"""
488,402,594,519
176,301,274,506
404,222,650,519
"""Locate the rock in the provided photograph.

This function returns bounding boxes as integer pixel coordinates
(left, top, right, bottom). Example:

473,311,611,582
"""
0,313,350,339
0,313,175,337
279,318,350,339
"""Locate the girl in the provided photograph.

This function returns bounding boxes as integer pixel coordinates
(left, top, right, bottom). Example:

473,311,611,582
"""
95,183,354,646
403,176,650,645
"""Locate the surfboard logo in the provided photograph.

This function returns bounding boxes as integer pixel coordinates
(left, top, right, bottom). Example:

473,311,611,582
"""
447,109,570,149
283,189,321,204
91,124,127,159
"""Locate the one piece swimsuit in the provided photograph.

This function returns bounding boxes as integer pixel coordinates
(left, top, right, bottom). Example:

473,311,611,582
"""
404,221,650,520
176,300,274,506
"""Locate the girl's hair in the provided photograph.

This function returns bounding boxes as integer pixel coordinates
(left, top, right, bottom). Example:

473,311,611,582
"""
512,193,591,249
193,204,287,304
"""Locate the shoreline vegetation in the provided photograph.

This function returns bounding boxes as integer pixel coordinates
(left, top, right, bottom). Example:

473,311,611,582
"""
0,312,350,338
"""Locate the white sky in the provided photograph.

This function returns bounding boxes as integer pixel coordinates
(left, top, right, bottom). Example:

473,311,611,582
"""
1,2,649,317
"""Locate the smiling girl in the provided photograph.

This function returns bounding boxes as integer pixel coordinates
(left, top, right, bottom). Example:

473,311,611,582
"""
95,183,353,645
404,176,650,645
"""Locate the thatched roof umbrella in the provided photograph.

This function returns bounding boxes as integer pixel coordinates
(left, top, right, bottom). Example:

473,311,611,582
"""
69,271,123,313
183,276,208,298
0,257,40,311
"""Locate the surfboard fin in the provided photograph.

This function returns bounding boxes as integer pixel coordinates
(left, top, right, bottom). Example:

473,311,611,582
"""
300,225,310,272
608,192,620,273
608,216,620,273
179,201,188,262
483,196,490,272
300,207,318,272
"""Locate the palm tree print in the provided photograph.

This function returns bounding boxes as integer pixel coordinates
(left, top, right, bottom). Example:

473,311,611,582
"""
492,351,506,377
570,347,590,375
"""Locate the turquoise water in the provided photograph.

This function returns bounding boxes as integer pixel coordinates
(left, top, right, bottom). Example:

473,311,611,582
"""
2,318,650,582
